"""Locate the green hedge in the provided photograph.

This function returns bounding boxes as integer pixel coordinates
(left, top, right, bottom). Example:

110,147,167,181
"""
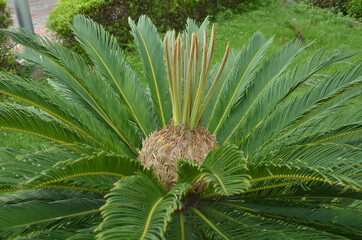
348,0,362,19
303,0,361,20
46,0,261,56
0,0,17,73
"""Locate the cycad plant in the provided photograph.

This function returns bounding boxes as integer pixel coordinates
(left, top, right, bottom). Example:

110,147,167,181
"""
283,18,311,42
0,15,361,239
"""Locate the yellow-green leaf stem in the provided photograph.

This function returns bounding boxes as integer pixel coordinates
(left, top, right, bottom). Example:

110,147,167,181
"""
136,26,166,127
172,36,179,122
31,171,125,187
191,208,230,240
212,45,264,135
140,198,163,240
0,91,98,146
0,127,80,153
206,25,216,81
180,212,186,240
165,35,176,122
182,33,197,125
192,43,230,129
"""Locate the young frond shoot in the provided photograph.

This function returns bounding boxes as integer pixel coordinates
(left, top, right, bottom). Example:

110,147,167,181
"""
165,25,229,129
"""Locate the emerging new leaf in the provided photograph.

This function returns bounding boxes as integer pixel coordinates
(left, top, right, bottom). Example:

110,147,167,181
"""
165,25,230,129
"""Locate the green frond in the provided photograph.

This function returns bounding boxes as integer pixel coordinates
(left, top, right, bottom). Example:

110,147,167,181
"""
0,147,79,187
3,28,97,109
22,44,140,155
67,224,99,240
0,104,88,151
256,142,361,171
185,16,209,40
25,152,152,188
207,33,274,135
11,222,99,239
177,160,203,185
247,161,360,192
200,145,249,196
0,147,112,195
0,74,93,142
4,27,139,155
225,142,362,206
70,15,157,136
202,49,241,125
216,201,362,238
33,179,110,195
1,193,106,218
0,73,127,153
13,229,81,240
1,180,108,196
240,181,362,203
252,142,361,188
129,15,172,127
0,198,104,239
0,185,20,194
95,174,191,240
0,148,106,238
293,121,362,147
218,40,306,144
192,202,349,239
280,49,357,103
1,187,103,206
191,207,231,240
166,211,202,240
178,145,249,196
237,50,359,153
261,74,361,152
273,94,362,149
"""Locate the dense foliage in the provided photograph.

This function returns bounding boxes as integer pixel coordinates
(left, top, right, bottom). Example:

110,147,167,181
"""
303,0,362,20
46,0,267,56
0,15,361,239
0,0,17,73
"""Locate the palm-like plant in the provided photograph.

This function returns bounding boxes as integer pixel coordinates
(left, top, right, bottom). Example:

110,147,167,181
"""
0,15,361,239
283,18,311,42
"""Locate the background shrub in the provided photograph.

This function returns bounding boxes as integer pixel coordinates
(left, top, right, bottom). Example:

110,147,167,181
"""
46,0,104,58
347,0,362,20
46,0,264,56
0,0,18,73
302,0,361,20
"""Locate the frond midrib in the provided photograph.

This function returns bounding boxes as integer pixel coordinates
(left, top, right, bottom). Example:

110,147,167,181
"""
33,171,125,188
14,40,138,154
213,43,266,135
136,27,166,126
0,127,79,153
0,91,98,145
191,207,230,240
78,32,148,137
140,197,163,240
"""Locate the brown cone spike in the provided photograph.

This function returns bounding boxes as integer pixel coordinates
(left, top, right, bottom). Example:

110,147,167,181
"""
138,123,216,190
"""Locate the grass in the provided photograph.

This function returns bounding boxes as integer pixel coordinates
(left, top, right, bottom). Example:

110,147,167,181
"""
211,1,361,73
1,0,361,150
